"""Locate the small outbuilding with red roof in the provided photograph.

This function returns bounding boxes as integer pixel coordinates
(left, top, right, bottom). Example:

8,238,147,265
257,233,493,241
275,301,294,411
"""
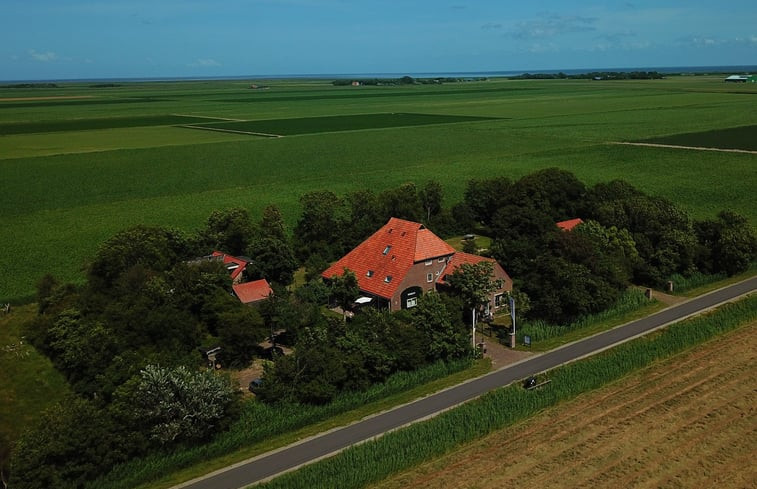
232,279,273,305
322,218,512,312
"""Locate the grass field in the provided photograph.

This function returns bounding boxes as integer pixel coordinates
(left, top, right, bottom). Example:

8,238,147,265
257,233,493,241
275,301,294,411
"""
0,305,70,447
1,76,756,302
369,322,756,489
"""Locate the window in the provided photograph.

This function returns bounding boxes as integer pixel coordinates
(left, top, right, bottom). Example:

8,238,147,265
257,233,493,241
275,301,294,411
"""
494,294,504,308
366,270,374,277
384,276,392,283
383,245,391,255
438,257,445,263
425,259,432,266
406,297,418,308
427,273,433,282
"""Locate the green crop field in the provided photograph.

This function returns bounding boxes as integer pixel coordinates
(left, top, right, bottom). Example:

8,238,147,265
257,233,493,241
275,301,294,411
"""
1,76,756,302
185,113,499,136
638,124,757,151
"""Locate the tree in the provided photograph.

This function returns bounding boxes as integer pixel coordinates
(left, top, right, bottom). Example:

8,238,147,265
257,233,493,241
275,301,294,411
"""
379,183,422,222
463,177,513,228
695,210,757,276
246,237,298,285
114,365,238,446
293,190,349,261
512,167,587,220
258,204,288,242
411,292,467,360
216,306,266,368
419,180,444,223
445,261,504,349
201,207,255,256
326,268,359,320
87,225,189,291
10,397,128,489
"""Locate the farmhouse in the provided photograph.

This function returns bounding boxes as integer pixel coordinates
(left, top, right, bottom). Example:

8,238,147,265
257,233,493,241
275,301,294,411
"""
322,217,512,312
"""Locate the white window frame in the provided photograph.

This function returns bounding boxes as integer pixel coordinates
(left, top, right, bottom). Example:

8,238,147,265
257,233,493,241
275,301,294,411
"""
406,297,418,308
426,273,433,282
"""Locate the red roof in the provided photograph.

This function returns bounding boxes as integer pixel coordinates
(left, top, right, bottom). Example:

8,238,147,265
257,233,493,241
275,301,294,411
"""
322,218,456,299
232,279,273,304
211,251,248,281
556,218,583,231
437,252,497,285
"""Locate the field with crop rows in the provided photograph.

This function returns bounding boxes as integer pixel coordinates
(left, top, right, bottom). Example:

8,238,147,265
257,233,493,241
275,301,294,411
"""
370,321,756,489
1,76,756,301
184,113,498,136
638,124,757,151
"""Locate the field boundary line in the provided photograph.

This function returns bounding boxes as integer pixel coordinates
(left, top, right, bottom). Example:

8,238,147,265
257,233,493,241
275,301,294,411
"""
178,124,283,138
609,141,757,154
172,113,246,122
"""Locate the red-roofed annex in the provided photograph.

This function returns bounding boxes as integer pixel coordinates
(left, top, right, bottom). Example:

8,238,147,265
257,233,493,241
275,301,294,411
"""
233,279,273,305
322,218,512,311
556,218,583,231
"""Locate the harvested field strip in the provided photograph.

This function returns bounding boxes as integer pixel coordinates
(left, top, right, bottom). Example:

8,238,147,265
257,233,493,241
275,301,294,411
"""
634,124,757,151
370,322,756,489
185,112,500,136
0,114,227,135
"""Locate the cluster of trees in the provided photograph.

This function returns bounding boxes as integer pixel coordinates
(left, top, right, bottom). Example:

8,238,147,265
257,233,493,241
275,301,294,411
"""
509,71,665,80
257,291,469,404
452,170,755,323
10,168,755,488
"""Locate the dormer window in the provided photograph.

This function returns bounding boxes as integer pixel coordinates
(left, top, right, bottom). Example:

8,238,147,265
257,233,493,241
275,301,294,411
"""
384,275,392,283
383,245,391,255
366,270,374,277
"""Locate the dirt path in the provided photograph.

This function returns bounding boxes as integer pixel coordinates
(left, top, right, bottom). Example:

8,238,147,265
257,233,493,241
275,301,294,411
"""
371,322,756,489
610,141,757,155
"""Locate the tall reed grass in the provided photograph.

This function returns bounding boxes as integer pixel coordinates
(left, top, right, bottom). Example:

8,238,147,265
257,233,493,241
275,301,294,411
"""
258,295,756,489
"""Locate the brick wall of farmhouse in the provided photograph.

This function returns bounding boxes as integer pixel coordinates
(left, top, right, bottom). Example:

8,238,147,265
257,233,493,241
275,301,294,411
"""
390,256,451,310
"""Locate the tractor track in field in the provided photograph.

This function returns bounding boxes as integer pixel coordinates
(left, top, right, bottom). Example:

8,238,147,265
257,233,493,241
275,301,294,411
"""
610,141,757,154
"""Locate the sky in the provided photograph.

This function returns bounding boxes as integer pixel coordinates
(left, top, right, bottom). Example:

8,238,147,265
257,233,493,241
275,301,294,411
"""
2,0,756,81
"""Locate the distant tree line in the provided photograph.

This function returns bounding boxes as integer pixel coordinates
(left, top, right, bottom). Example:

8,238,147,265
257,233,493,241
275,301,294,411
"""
9,168,755,488
332,76,487,86
509,71,665,80
0,83,59,89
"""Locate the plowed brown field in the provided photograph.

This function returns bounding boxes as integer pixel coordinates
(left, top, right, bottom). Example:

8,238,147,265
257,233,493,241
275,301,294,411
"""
371,323,757,489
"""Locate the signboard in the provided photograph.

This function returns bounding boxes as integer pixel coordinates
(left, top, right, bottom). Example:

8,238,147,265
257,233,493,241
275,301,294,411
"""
524,335,531,347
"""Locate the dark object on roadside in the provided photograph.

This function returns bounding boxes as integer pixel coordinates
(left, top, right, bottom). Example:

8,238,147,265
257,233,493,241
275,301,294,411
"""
248,378,264,394
523,376,537,389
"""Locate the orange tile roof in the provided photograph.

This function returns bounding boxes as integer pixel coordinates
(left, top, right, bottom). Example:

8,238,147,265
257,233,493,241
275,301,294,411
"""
232,279,273,304
211,251,248,281
556,218,583,231
322,218,456,299
437,252,497,285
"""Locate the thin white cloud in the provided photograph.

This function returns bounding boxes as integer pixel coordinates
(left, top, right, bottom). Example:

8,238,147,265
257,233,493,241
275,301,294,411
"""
510,14,597,40
29,49,57,62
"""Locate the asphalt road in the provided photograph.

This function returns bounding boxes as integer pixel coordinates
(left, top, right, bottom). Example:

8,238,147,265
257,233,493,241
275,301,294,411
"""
176,277,756,489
